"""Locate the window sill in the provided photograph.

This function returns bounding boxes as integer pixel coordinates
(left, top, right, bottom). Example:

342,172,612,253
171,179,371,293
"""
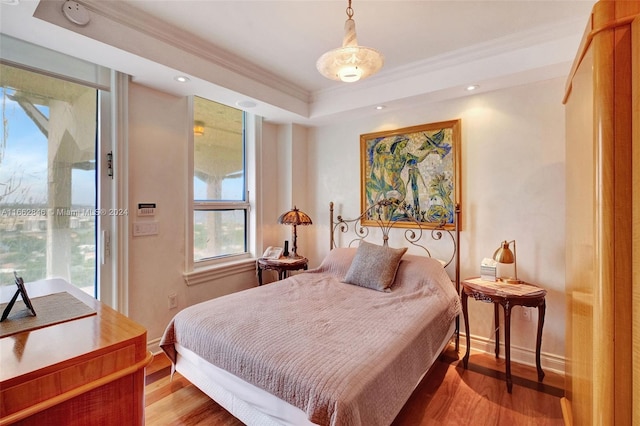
183,258,257,286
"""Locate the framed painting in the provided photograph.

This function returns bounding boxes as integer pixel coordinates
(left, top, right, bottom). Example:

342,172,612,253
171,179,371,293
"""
360,119,461,230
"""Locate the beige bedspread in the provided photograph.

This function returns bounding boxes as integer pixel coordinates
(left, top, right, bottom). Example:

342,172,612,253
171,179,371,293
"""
160,248,461,426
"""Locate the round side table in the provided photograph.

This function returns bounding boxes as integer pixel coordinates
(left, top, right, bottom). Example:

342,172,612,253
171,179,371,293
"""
257,257,308,285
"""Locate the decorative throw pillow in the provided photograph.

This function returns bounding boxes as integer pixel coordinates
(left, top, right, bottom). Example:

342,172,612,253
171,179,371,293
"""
343,241,408,292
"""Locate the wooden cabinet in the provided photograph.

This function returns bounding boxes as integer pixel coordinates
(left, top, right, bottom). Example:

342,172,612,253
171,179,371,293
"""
0,279,152,425
563,1,639,424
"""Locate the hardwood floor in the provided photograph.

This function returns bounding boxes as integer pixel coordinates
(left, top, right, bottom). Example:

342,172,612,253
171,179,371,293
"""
144,357,243,426
144,346,565,425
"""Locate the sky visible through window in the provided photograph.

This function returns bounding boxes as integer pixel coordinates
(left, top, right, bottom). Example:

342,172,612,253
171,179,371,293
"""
194,176,243,201
1,82,97,291
2,90,236,205
1,92,48,205
1,90,95,207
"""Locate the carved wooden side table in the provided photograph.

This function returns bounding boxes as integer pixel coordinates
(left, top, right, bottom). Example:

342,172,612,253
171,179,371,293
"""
257,257,308,285
461,277,547,393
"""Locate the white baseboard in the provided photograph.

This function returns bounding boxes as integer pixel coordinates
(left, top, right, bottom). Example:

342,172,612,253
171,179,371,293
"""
459,332,565,377
147,337,162,356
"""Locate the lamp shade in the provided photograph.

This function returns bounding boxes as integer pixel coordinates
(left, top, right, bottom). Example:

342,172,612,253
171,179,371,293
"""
492,240,523,284
493,241,515,264
278,207,313,226
278,207,312,259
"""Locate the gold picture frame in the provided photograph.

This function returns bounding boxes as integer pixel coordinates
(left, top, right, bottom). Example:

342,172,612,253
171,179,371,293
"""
360,119,461,230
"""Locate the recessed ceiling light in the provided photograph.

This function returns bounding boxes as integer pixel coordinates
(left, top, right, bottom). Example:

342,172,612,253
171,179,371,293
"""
174,76,190,83
375,105,386,110
2,0,20,5
236,100,257,109
466,85,480,91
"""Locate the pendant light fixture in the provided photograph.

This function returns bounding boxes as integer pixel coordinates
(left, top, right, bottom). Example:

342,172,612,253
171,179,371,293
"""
193,120,205,136
316,0,384,83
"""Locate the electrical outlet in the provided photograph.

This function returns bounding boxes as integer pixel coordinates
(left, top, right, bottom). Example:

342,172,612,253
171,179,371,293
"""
168,294,177,309
522,307,532,322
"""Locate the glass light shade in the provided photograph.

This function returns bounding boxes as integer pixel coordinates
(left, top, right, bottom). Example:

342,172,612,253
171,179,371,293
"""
278,207,312,259
316,17,384,82
278,207,313,226
338,64,362,83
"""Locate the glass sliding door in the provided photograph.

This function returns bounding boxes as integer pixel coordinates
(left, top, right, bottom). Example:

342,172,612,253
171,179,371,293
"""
0,63,98,295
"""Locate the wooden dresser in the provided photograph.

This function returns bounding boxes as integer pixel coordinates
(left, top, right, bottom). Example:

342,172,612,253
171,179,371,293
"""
563,1,639,424
0,279,152,425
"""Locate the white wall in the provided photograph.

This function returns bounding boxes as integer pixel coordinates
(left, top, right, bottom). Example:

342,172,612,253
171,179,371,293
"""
305,77,567,371
127,83,257,344
260,123,312,278
124,84,309,345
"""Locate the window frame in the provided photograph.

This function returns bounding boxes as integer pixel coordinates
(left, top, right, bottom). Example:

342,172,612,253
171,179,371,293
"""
192,201,251,262
184,97,257,285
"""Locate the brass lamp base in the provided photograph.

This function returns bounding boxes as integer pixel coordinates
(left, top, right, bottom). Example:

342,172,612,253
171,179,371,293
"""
498,277,524,284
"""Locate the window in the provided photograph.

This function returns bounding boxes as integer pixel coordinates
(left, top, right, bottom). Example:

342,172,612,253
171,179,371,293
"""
192,96,248,263
1,34,119,307
0,63,98,294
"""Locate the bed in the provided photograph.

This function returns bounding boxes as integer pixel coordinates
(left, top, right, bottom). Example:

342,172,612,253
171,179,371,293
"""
160,199,461,426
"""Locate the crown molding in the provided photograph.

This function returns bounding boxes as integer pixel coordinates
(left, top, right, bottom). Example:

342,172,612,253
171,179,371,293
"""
22,0,586,125
79,0,310,103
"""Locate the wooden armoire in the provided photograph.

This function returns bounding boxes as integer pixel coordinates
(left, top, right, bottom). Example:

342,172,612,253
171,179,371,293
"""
563,1,639,425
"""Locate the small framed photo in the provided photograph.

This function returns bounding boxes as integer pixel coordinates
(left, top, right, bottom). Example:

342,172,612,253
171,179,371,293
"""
1,272,37,322
14,274,36,315
262,246,283,259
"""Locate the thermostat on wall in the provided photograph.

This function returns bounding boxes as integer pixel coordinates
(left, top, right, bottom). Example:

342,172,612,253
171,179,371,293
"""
137,203,156,216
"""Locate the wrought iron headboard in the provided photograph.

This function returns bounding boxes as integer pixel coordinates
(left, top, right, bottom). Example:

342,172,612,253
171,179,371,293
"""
329,199,461,350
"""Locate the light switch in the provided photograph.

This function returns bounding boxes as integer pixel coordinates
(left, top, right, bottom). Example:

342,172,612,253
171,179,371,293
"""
133,221,159,236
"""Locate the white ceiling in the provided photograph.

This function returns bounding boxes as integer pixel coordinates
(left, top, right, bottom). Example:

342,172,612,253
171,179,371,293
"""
0,0,595,125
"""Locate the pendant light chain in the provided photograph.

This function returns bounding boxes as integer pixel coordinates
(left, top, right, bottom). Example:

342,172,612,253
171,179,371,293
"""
346,0,354,19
